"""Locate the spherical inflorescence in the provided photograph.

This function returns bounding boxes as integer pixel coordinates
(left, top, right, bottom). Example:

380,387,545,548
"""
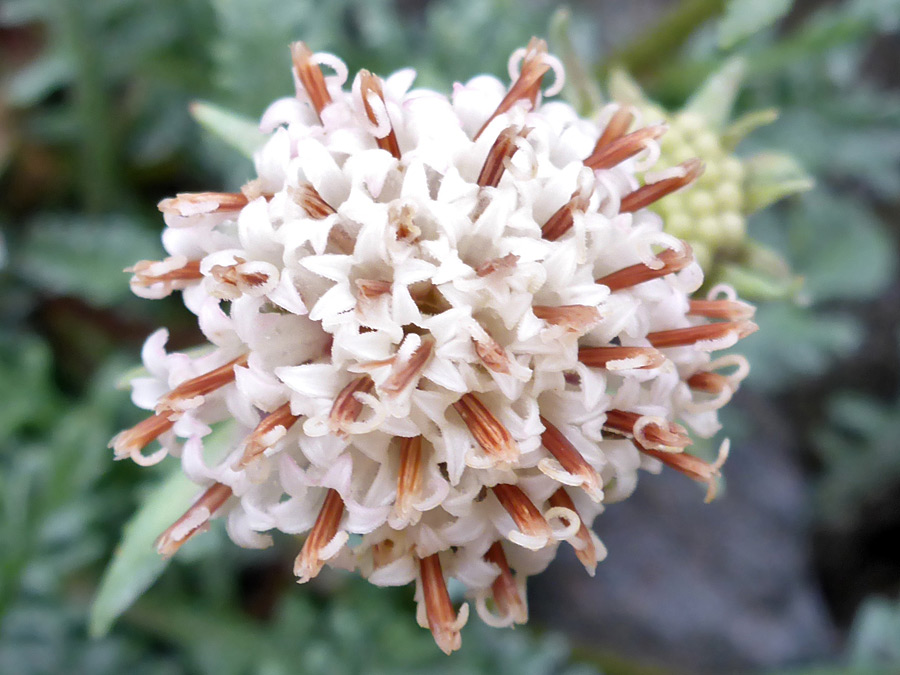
112,38,756,653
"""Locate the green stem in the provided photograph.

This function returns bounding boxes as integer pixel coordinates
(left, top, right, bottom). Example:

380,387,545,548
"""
598,0,727,79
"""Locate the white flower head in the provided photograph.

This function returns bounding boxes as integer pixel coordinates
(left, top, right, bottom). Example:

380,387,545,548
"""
112,37,756,654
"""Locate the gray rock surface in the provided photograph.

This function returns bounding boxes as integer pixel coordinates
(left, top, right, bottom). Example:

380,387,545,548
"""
530,400,837,673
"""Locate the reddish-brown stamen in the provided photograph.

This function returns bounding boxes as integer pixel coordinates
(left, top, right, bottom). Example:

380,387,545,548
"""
294,488,345,582
484,542,528,624
293,182,335,219
156,482,233,558
419,554,467,654
548,488,601,575
477,126,527,188
291,182,355,254
533,305,601,333
358,70,401,159
603,409,691,450
620,158,704,213
156,354,248,416
688,371,731,394
688,299,756,321
584,124,667,171
647,320,758,349
475,37,550,140
635,440,728,502
127,259,202,292
595,245,693,292
290,42,332,119
475,253,519,277
472,328,511,375
328,375,375,437
592,106,635,153
382,338,435,396
578,345,666,370
452,393,519,463
355,279,392,300
492,483,553,544
393,436,423,524
110,412,174,461
158,192,249,216
235,403,301,468
208,257,272,296
540,417,603,501
540,190,591,241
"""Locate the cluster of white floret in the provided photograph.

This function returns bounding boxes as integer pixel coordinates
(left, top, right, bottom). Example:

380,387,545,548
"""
112,39,756,653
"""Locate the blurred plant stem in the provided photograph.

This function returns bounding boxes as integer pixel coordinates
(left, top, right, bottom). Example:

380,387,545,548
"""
56,0,119,211
598,0,726,78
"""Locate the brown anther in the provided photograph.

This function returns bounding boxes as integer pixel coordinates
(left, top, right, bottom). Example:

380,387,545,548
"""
484,542,528,624
393,436,423,524
532,305,601,333
290,42,332,120
158,192,249,216
548,488,600,575
595,245,693,292
127,259,202,293
540,417,603,501
687,371,731,394
688,299,756,321
390,203,419,242
355,279,392,300
328,375,375,437
156,354,248,416
291,183,355,254
293,182,336,219
592,106,636,154
578,345,666,370
634,440,728,502
620,158,704,213
584,124,667,171
235,402,301,468
382,338,435,396
209,257,270,295
294,489,345,583
540,190,591,241
452,393,519,463
410,284,452,315
419,554,466,654
110,412,174,460
372,539,396,568
492,483,553,544
156,482,233,558
477,126,526,188
475,37,550,140
472,328,511,375
603,409,691,450
647,320,758,349
358,70,401,159
475,253,519,277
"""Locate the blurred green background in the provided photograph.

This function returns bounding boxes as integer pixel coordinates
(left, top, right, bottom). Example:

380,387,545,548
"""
1,0,900,673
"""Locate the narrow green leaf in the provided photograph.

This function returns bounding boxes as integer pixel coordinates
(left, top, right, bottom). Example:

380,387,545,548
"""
722,108,779,150
190,100,266,159
744,152,814,213
89,423,235,637
683,57,745,131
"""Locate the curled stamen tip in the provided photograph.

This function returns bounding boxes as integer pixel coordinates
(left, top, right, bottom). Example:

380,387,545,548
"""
736,320,759,339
